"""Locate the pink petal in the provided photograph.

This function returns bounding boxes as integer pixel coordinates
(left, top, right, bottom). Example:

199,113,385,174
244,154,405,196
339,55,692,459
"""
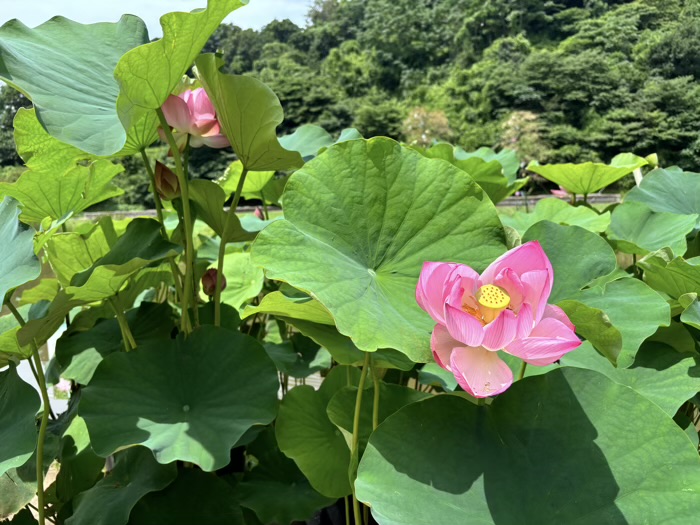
450,346,513,398
482,308,518,350
481,242,553,306
416,262,458,323
520,270,551,323
445,265,482,308
505,317,581,366
445,304,485,347
543,304,575,331
200,133,230,149
189,88,217,120
515,302,534,339
431,324,460,371
192,118,220,137
161,95,193,133
493,268,525,310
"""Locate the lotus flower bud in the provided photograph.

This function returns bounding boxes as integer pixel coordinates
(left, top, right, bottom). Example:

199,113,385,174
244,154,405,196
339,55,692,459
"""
160,88,230,149
154,161,180,201
254,206,265,220
202,268,226,297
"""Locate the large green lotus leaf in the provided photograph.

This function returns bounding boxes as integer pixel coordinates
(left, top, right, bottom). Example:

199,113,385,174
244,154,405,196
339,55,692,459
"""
567,278,670,368
561,341,700,416
327,383,429,456
356,368,700,524
217,161,283,204
56,302,174,385
0,160,124,226
115,0,246,134
0,367,40,478
276,366,360,498
17,290,82,348
46,217,114,286
455,146,520,182
638,249,700,299
67,219,180,302
626,168,700,220
527,153,647,195
607,201,697,256
0,16,148,155
418,362,458,391
279,124,335,160
0,306,32,367
220,252,265,311
238,427,335,524
55,415,105,503
0,457,39,517
501,198,611,235
127,468,244,525
67,447,177,525
252,138,506,361
243,291,336,325
80,326,279,471
522,221,617,303
680,294,700,330
0,197,40,303
195,54,303,171
558,300,622,365
188,179,255,242
264,334,332,379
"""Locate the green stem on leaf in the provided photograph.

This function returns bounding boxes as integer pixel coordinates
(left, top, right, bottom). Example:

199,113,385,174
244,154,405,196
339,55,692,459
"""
351,352,371,525
156,109,195,334
6,299,49,525
517,361,528,381
214,166,249,326
108,298,137,351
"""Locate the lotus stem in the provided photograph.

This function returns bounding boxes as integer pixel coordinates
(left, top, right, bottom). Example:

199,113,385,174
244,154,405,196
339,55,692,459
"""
351,352,371,525
518,361,528,381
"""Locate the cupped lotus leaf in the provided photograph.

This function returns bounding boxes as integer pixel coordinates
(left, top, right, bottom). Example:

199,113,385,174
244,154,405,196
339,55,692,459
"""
638,249,700,299
188,179,255,242
66,447,177,525
56,302,174,385
522,221,617,303
243,291,335,325
220,252,265,311
252,138,506,361
0,367,40,478
501,198,611,235
237,428,335,524
567,278,670,368
455,146,520,182
127,468,244,525
17,290,82,348
279,124,334,160
115,0,247,135
680,294,700,330
356,368,700,525
80,326,279,471
607,201,697,256
195,54,303,171
67,219,180,302
626,168,700,220
562,341,700,416
276,366,360,498
0,16,148,155
217,161,285,204
527,153,647,195
0,197,40,304
558,300,622,365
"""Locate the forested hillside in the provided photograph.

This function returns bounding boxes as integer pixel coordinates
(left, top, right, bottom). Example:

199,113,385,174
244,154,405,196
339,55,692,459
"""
2,0,700,205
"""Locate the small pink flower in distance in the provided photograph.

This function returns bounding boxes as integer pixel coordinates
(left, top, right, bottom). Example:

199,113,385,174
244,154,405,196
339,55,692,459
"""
160,88,230,149
551,185,570,199
416,242,580,398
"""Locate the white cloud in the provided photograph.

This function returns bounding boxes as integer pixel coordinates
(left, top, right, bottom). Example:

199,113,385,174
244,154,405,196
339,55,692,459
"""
0,0,311,36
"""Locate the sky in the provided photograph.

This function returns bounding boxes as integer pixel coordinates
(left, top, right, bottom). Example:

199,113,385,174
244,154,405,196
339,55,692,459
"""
0,0,312,35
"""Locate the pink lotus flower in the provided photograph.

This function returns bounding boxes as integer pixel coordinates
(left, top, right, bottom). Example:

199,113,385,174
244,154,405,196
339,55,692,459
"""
551,185,570,198
416,241,580,398
160,88,230,149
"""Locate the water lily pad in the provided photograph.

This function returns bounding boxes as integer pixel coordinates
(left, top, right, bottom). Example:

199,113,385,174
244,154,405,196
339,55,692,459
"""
80,326,279,471
252,138,506,361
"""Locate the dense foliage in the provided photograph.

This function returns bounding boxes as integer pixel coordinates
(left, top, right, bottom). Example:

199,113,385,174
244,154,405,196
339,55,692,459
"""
2,1,700,525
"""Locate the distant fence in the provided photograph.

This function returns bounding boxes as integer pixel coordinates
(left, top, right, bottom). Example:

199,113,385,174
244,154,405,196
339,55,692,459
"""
80,194,621,220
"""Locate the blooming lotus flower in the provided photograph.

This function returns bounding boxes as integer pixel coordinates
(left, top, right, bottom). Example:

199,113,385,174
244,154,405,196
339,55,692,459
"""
416,241,580,398
160,88,230,149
